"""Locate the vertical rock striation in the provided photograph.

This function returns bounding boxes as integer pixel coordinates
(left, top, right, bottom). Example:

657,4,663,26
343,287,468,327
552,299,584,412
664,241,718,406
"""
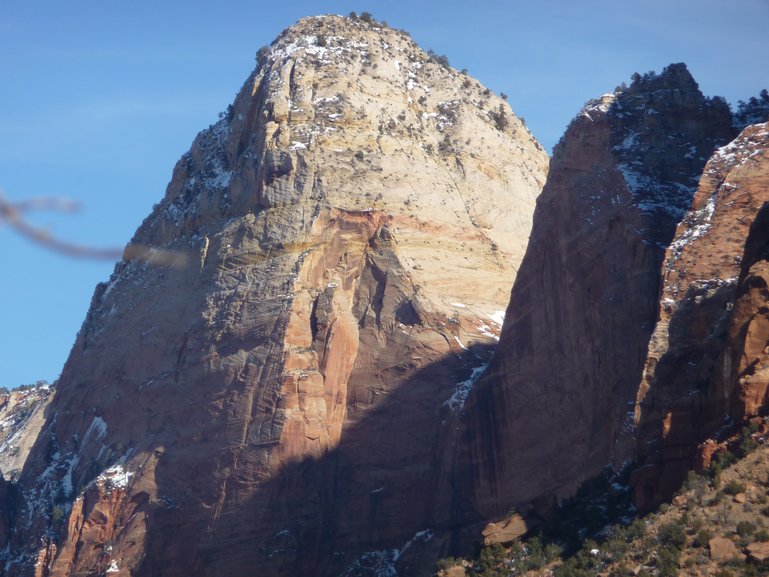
460,64,735,523
2,15,547,577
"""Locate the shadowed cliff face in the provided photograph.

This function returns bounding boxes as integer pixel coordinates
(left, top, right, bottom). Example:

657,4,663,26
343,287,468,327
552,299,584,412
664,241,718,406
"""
632,122,769,509
459,64,735,523
0,15,547,577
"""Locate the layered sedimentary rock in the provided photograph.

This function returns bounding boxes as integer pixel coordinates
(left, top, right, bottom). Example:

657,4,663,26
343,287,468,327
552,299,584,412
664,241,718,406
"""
632,122,769,507
1,15,547,577
460,64,735,523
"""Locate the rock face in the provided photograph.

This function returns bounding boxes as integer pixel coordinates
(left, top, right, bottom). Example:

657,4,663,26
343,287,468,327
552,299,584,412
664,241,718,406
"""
460,64,735,523
481,513,530,546
633,122,769,507
0,386,53,481
2,15,547,577
709,536,742,561
731,192,769,416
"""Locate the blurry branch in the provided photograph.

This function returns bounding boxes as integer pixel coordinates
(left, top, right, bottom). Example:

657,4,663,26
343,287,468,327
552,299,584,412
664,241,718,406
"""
0,190,187,267
1,191,123,259
123,244,188,268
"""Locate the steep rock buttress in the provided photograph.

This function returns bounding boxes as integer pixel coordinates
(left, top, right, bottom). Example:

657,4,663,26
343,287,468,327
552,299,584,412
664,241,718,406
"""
459,64,735,524
632,121,769,508
0,15,547,577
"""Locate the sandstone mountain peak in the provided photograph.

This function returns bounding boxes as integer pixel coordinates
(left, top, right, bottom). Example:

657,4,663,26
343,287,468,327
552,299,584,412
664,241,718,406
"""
136,12,547,320
0,16,548,577
6,14,767,577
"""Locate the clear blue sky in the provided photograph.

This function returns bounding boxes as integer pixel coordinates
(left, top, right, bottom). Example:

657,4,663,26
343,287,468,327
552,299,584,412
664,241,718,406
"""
1,0,767,388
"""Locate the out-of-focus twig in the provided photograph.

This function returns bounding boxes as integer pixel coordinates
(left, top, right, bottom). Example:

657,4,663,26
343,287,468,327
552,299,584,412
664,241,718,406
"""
0,190,123,260
11,197,81,213
0,190,187,267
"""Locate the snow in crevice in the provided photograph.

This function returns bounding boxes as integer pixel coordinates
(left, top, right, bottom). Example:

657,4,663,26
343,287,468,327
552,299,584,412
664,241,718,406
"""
444,363,489,412
452,335,468,351
612,131,643,153
342,529,433,577
488,310,506,326
477,323,500,341
83,416,107,444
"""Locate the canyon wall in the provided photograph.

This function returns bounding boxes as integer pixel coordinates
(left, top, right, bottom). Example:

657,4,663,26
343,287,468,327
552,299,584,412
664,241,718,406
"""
460,64,736,523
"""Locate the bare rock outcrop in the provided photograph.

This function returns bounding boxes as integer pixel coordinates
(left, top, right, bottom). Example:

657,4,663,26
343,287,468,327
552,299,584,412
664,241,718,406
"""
459,64,735,524
730,194,769,416
0,386,53,481
2,15,547,577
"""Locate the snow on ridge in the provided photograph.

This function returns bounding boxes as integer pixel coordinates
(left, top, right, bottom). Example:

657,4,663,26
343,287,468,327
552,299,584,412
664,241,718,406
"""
269,33,370,66
581,92,617,121
708,126,769,176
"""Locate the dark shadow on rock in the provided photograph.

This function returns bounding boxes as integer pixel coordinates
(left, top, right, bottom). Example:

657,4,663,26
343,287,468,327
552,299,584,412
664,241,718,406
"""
632,278,740,510
633,203,769,510
133,343,496,577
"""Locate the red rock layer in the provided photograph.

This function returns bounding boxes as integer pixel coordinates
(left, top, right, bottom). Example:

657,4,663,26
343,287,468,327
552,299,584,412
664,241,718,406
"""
458,65,736,526
632,122,769,508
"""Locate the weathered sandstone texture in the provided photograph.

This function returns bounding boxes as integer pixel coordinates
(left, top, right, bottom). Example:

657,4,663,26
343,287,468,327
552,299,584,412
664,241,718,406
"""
460,64,735,523
1,15,547,577
633,122,769,508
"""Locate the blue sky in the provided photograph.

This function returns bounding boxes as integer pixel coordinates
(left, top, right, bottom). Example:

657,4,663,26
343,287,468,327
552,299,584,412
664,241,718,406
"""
1,0,767,387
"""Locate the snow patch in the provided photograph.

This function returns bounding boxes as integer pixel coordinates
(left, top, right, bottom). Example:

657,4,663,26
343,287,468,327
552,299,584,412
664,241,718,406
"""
342,529,433,577
97,464,133,490
83,416,107,443
617,162,694,218
444,363,489,412
477,323,499,341
581,92,617,120
667,193,717,262
488,310,506,326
